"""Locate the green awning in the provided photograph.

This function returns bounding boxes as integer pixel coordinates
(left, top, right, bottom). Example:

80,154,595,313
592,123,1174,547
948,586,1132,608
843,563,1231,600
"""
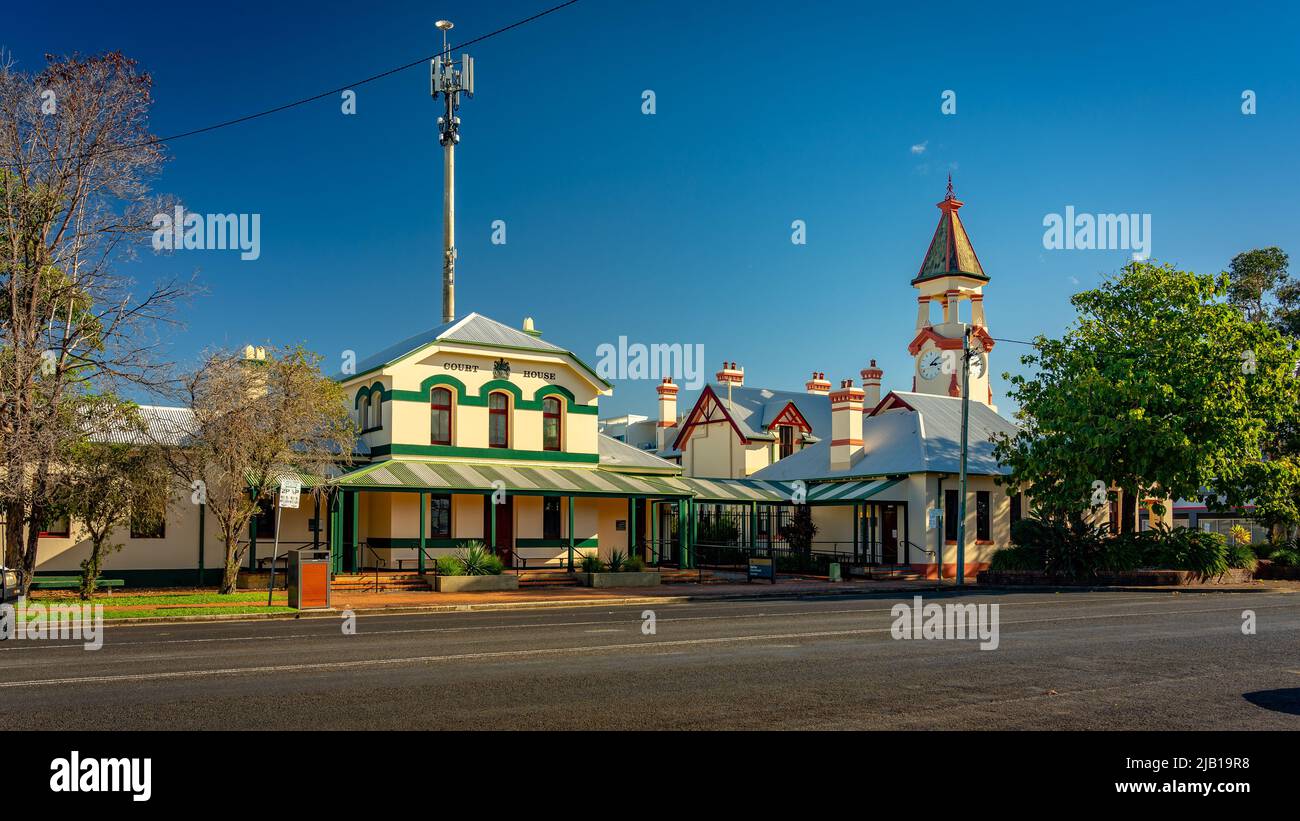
332,459,690,497
805,477,903,504
651,476,794,503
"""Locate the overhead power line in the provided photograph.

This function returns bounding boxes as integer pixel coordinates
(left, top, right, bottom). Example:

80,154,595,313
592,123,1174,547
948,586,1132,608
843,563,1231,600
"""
3,0,581,169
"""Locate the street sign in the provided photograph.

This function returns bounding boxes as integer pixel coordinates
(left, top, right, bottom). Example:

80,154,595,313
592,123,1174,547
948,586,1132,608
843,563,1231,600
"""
748,555,775,584
278,478,302,509
929,508,943,529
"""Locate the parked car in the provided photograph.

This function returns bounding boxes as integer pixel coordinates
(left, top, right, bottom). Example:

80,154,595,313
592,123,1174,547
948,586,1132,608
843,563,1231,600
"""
1,566,18,604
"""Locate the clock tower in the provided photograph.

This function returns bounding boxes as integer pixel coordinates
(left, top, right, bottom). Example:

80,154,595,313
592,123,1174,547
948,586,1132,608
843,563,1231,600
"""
908,177,996,407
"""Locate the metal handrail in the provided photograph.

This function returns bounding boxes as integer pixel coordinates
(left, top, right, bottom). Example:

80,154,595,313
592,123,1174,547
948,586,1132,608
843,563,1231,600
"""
361,543,386,592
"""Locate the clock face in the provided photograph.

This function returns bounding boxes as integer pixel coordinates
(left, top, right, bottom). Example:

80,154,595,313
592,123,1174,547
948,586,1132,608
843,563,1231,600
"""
918,351,944,380
969,351,986,378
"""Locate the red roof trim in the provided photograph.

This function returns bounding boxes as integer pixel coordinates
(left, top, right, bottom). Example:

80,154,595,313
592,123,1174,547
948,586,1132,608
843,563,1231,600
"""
766,401,813,434
671,385,749,451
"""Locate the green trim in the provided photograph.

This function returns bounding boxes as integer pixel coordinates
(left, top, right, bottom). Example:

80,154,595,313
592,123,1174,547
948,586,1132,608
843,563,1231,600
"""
365,537,458,549
347,337,612,391
354,381,388,408
390,374,598,414
369,444,600,463
517,538,597,549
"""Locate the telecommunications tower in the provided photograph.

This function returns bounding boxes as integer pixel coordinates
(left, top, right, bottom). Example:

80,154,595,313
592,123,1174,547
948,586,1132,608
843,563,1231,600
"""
431,20,475,324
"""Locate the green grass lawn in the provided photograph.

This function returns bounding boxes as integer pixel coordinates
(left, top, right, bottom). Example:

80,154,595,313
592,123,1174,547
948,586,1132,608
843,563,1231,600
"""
31,591,285,607
23,590,295,620
98,605,298,620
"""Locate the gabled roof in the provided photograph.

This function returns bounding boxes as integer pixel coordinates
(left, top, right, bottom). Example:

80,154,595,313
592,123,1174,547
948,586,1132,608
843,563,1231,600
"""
913,179,987,285
750,391,1016,481
672,383,832,451
341,312,608,387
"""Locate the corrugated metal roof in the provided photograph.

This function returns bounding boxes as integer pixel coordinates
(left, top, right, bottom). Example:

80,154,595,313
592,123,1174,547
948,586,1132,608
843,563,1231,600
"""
332,459,689,497
804,477,904,503
597,434,680,472
90,405,370,456
751,391,1016,481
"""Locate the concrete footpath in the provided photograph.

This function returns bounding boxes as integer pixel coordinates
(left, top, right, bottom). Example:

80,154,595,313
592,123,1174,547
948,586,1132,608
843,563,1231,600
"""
87,576,1297,626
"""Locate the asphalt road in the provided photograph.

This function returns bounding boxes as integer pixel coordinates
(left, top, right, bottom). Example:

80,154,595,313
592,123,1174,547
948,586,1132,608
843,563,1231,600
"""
1,589,1297,730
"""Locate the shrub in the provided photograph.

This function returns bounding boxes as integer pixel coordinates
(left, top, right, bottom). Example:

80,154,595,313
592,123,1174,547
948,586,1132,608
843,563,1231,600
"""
438,541,504,576
580,553,604,573
435,554,465,576
606,550,627,573
1225,541,1258,572
623,554,646,572
1267,546,1299,567
988,545,1041,573
1149,528,1229,578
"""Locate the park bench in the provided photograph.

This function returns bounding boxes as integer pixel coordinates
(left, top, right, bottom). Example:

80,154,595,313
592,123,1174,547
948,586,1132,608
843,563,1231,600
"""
30,576,125,596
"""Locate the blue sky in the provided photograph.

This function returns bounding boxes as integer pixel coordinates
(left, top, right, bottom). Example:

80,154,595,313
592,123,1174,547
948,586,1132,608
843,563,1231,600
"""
7,0,1299,416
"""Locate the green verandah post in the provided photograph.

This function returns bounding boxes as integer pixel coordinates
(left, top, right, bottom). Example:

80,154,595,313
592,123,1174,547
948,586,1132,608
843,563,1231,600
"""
629,497,637,560
350,490,360,572
567,495,575,571
330,492,342,575
419,491,427,574
650,501,659,564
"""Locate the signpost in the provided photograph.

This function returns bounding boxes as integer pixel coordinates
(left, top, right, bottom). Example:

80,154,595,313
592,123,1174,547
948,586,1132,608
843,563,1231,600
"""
267,477,301,606
748,555,775,584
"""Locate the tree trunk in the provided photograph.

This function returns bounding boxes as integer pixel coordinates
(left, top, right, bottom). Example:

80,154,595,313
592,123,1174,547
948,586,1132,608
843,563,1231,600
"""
220,537,245,594
80,538,106,601
1121,492,1137,534
4,501,23,571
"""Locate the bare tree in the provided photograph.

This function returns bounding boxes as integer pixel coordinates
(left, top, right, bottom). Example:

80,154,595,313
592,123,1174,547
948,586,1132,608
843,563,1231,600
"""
0,51,191,593
168,346,354,594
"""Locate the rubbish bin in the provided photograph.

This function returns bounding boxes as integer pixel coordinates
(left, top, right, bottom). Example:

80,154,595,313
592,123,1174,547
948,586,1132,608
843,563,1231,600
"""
828,562,842,582
287,548,332,610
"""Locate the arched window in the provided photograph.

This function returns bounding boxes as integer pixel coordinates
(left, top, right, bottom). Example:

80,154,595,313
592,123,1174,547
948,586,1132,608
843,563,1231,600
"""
542,396,562,451
430,387,453,445
368,392,382,431
488,392,509,448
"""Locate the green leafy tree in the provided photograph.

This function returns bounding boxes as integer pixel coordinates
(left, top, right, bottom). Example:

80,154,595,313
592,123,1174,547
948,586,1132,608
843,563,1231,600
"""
1226,247,1290,324
57,399,170,599
165,346,355,594
994,260,1300,529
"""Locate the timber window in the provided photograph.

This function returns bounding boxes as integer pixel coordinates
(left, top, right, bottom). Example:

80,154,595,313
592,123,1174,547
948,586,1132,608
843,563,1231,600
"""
489,392,509,448
542,396,562,451
430,387,453,445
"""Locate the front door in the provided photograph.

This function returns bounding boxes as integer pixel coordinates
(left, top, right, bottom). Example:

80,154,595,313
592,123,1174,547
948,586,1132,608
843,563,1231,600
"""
881,505,899,564
483,497,514,567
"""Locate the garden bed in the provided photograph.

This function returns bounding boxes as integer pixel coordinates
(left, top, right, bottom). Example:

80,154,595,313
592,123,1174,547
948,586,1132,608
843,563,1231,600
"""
579,571,662,588
1254,560,1300,581
434,574,519,593
978,568,1255,586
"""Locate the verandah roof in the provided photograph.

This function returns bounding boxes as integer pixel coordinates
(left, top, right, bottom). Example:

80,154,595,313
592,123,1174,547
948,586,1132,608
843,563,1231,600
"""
803,477,903,504
332,459,691,497
328,458,903,504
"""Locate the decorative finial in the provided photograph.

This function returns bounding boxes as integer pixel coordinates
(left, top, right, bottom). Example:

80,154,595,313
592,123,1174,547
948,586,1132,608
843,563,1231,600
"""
946,172,954,199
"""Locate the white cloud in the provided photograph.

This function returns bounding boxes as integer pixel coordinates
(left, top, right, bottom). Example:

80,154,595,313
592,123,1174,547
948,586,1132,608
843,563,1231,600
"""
910,141,928,155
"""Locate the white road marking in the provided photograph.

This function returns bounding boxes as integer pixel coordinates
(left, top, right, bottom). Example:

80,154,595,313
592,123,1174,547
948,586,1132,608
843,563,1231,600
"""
3,601,1296,689
0,592,1214,654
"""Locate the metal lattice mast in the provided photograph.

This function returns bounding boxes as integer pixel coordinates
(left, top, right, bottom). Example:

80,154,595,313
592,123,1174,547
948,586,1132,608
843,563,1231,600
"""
431,20,475,324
